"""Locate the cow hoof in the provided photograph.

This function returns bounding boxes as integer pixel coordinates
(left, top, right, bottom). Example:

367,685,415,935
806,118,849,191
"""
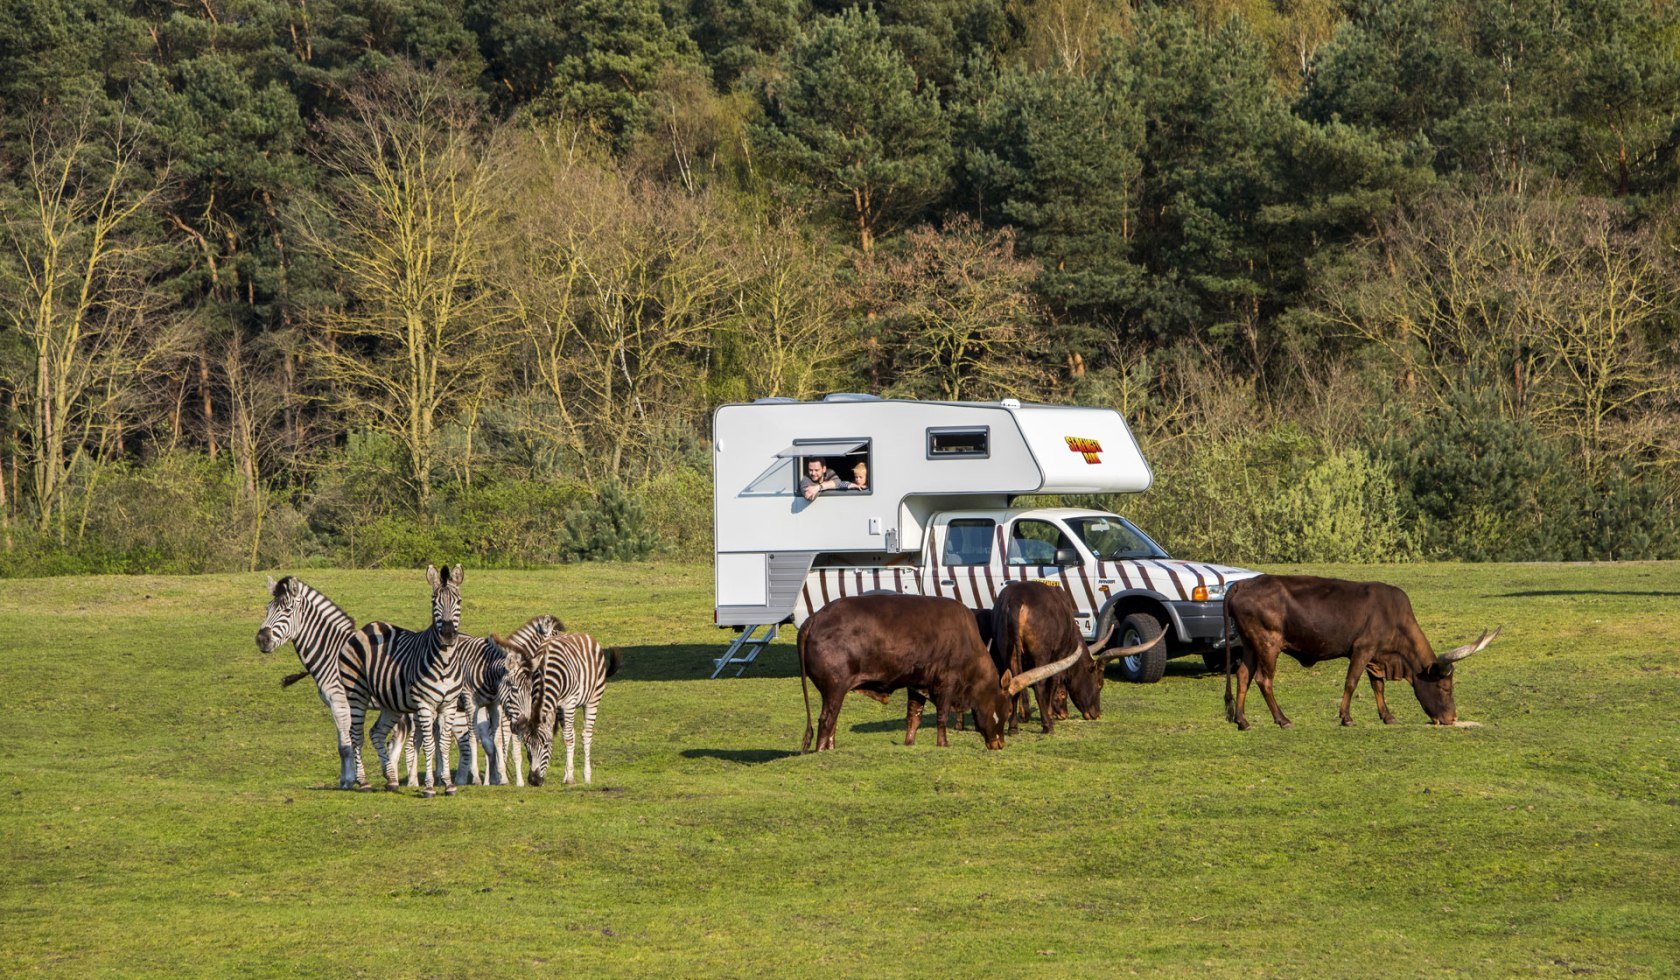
1237,720,1252,731
1340,718,1354,727
1280,720,1295,729
1381,715,1397,725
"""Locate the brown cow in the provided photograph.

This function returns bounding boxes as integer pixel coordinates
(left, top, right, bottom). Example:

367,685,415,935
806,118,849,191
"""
1223,574,1500,729
992,581,1162,734
798,594,1088,751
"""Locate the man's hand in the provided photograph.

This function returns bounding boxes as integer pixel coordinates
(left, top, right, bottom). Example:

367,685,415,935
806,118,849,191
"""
802,484,820,501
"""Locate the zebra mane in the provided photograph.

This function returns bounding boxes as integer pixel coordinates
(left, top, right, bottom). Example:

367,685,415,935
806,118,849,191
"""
287,578,356,630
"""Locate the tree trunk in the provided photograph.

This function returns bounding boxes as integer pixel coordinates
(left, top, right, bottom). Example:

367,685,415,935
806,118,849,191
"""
200,352,217,458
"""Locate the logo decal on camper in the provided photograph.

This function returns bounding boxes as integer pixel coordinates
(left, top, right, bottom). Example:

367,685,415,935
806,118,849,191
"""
1065,436,1103,464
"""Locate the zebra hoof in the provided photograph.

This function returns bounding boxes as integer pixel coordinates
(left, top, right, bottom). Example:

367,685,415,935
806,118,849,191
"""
384,781,399,793
421,788,436,799
444,785,458,796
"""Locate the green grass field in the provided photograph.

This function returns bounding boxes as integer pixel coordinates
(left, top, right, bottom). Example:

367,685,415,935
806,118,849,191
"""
3,562,1678,975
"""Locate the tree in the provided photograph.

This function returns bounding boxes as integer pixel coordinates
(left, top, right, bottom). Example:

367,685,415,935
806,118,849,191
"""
296,67,510,512
961,62,1144,331
755,7,952,254
0,109,184,539
864,216,1054,401
726,218,858,401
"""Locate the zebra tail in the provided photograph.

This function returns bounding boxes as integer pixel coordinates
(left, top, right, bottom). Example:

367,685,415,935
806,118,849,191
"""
280,670,311,688
604,647,622,678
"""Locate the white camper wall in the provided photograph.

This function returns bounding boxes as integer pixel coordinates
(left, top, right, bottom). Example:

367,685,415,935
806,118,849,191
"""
1014,405,1152,494
713,401,1041,555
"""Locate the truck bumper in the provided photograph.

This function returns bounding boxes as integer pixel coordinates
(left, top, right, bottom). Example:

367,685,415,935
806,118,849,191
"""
1168,600,1229,644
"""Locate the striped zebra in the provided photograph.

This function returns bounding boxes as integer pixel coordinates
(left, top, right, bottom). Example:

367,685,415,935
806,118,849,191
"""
338,564,466,796
448,615,557,786
519,630,621,785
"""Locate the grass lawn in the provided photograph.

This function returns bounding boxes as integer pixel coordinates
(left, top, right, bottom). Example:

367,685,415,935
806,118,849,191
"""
2,562,1677,975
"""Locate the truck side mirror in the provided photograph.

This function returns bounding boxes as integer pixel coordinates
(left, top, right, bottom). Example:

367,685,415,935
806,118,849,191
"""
1054,547,1082,567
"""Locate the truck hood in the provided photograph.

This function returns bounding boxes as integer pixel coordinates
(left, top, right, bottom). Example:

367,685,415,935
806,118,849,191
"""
1092,559,1262,602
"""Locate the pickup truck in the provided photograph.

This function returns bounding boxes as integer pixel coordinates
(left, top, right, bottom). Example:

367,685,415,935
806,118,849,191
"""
791,506,1261,682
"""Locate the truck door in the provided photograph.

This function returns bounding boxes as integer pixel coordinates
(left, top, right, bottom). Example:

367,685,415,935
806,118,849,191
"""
925,516,1002,610
1004,517,1100,639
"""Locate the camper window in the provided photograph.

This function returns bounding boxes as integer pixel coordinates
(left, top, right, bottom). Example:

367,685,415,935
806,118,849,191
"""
927,426,989,459
747,438,871,497
941,519,996,566
1008,519,1076,566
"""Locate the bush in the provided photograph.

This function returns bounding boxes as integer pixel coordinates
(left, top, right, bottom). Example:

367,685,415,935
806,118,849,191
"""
451,477,591,567
637,464,712,558
559,482,658,562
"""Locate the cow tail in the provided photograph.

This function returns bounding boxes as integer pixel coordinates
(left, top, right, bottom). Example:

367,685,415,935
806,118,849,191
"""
798,624,814,754
1223,583,1235,723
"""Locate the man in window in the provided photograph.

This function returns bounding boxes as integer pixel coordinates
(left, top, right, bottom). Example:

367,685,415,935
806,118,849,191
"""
800,458,853,501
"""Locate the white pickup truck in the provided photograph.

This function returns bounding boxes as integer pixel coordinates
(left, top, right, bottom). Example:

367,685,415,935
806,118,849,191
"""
709,395,1260,679
790,506,1259,682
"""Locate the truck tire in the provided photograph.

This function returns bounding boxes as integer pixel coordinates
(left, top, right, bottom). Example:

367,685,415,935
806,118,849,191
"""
1115,612,1167,684
1202,649,1228,674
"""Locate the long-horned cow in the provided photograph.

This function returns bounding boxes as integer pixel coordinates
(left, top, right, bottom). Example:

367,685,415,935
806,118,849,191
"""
797,594,1087,751
1223,574,1500,729
992,581,1162,734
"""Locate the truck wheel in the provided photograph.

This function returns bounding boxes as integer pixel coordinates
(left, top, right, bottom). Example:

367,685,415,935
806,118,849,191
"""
1201,649,1229,674
1115,612,1167,684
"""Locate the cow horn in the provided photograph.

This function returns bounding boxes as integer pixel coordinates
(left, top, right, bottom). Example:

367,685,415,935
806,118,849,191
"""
1007,649,1086,696
1094,631,1166,663
1086,622,1117,660
1438,625,1501,665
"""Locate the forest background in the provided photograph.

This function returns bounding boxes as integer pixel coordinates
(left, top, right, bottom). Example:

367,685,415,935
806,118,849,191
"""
1,0,1677,576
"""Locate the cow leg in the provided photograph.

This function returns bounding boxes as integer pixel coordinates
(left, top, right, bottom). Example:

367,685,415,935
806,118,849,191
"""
1034,681,1055,734
1255,658,1292,729
935,703,949,747
1367,669,1396,724
1338,653,1372,726
1233,650,1256,730
816,691,845,751
904,690,926,746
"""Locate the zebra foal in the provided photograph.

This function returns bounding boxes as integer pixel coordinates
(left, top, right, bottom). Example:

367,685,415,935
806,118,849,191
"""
449,615,558,787
520,629,621,786
339,564,466,797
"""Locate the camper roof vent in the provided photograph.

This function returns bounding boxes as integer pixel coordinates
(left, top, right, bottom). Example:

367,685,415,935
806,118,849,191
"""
1000,397,1021,408
822,393,881,402
752,396,799,404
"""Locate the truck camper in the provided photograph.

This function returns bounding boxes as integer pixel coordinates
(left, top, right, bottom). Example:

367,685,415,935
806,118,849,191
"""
710,395,1259,679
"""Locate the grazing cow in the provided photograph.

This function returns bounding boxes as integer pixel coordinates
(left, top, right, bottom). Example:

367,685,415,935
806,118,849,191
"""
992,581,1159,734
1223,574,1500,730
798,594,1099,751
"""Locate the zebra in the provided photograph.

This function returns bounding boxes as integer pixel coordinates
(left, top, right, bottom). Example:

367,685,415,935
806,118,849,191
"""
338,564,466,797
518,629,621,786
448,615,557,786
257,576,429,788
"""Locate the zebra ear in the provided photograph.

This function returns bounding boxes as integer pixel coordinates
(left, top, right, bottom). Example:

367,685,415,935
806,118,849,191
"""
266,576,277,593
426,565,441,590
451,564,464,587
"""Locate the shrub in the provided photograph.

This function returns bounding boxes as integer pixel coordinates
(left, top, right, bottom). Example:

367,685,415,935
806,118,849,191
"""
559,482,658,562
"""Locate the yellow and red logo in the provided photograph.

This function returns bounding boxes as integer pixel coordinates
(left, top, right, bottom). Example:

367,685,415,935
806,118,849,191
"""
1065,436,1103,464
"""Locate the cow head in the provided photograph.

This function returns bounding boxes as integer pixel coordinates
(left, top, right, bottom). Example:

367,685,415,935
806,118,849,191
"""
1061,622,1118,720
1413,627,1501,724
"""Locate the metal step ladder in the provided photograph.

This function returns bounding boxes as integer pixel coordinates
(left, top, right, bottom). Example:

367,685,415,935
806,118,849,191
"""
711,623,779,678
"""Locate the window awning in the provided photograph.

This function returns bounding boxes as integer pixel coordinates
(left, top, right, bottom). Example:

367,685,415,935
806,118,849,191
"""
775,439,868,458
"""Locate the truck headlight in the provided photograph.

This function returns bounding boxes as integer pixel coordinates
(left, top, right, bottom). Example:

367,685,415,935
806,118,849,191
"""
1192,584,1226,602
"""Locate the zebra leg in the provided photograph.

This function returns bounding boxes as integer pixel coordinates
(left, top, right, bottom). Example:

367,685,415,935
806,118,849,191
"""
371,711,400,791
455,705,479,787
326,687,363,788
340,697,366,790
582,703,597,785
480,706,504,786
512,732,525,787
438,706,458,796
413,706,439,797
561,708,577,785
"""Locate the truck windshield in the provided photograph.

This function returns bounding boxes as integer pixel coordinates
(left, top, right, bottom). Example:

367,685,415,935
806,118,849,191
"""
1065,516,1168,560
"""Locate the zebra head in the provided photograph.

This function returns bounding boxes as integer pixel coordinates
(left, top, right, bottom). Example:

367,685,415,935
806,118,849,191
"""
491,647,532,731
256,576,303,653
427,564,464,647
